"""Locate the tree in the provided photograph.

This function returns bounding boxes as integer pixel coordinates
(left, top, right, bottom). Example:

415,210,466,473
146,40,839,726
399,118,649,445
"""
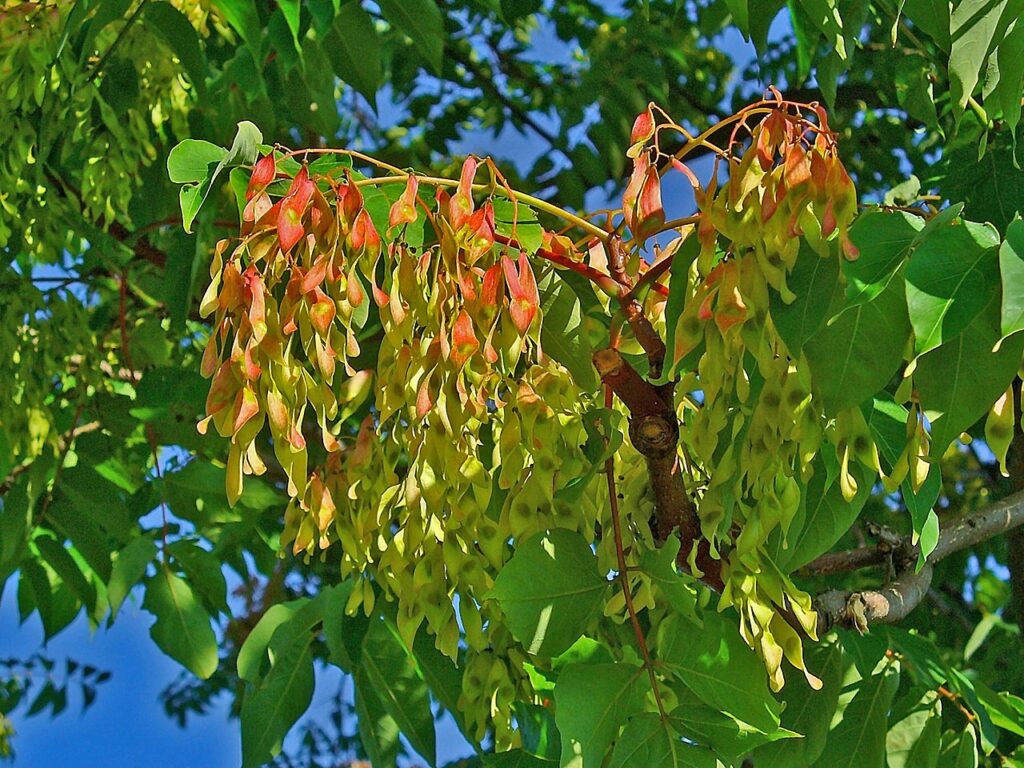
3,1,1024,766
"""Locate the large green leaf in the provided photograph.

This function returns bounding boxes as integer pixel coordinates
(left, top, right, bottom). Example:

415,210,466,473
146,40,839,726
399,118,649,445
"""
668,699,798,761
34,536,98,622
608,712,705,768
804,276,910,412
810,663,900,768
657,612,781,733
237,597,315,682
142,2,208,94
486,529,608,657
886,690,941,768
353,669,402,768
324,2,382,104
750,638,844,768
770,240,841,355
781,458,871,571
948,0,1016,118
539,272,598,392
142,568,218,679
553,662,645,768
637,536,700,625
915,299,1024,455
378,0,445,74
166,539,229,615
484,750,556,767
359,616,436,766
932,134,1024,233
107,536,157,621
240,624,316,768
853,206,907,290
210,0,262,54
1000,216,1024,337
905,220,1000,355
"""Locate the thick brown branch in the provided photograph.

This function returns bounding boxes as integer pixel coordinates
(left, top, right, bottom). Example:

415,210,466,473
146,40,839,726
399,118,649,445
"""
806,489,1024,632
593,348,722,590
815,564,933,635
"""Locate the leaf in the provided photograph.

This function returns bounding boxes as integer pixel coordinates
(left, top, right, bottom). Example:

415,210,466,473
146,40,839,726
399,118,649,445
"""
782,458,871,571
240,625,315,768
915,298,1024,456
166,140,227,185
486,529,608,657
553,662,645,768
353,669,402,768
378,0,445,75
932,134,1024,233
514,701,561,761
770,240,841,355
948,0,1014,118
107,536,157,620
210,0,262,54
637,536,700,625
750,637,844,768
142,568,218,679
484,750,556,767
657,612,781,733
886,690,940,768
843,211,923,306
142,2,208,94
810,662,899,768
237,597,314,682
804,275,911,413
321,580,368,672
324,2,382,105
905,220,1000,355
276,0,302,51
359,616,437,766
34,536,98,620
608,713,685,768
668,699,799,761
166,539,229,615
168,122,263,232
539,271,598,392
1000,216,1024,336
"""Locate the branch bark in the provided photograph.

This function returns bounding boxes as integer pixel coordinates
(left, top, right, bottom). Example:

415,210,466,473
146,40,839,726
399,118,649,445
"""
593,347,723,590
807,488,1024,632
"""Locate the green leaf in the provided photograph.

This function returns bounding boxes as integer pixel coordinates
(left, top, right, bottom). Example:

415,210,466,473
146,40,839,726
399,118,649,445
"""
932,134,1024,233
142,568,218,679
276,0,302,50
353,669,402,768
514,701,561,761
210,0,262,54
324,2,382,104
948,0,1013,118
608,713,688,768
844,211,923,306
905,220,1000,355
669,699,799,761
750,637,844,768
804,275,911,412
782,458,871,571
486,529,608,657
539,272,598,392
142,2,208,94
166,140,227,185
553,662,645,768
637,536,700,625
810,662,900,768
237,598,313,682
413,632,473,743
492,199,544,256
1000,216,1024,336
886,690,940,768
359,616,436,766
915,298,1024,455
321,580,367,672
34,536,98,620
903,464,941,561
658,612,781,733
770,240,841,355
166,539,229,615
378,0,445,75
484,750,556,767
107,536,157,621
939,727,978,768
240,624,316,768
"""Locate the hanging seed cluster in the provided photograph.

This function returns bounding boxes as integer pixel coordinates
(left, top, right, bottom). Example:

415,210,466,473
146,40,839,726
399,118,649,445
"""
198,155,620,745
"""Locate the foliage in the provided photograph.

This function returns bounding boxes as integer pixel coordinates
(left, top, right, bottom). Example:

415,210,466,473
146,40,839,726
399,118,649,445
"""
3,1,1024,767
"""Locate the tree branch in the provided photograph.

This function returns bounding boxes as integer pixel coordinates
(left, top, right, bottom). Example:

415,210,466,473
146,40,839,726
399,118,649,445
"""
592,347,722,590
807,488,1024,632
